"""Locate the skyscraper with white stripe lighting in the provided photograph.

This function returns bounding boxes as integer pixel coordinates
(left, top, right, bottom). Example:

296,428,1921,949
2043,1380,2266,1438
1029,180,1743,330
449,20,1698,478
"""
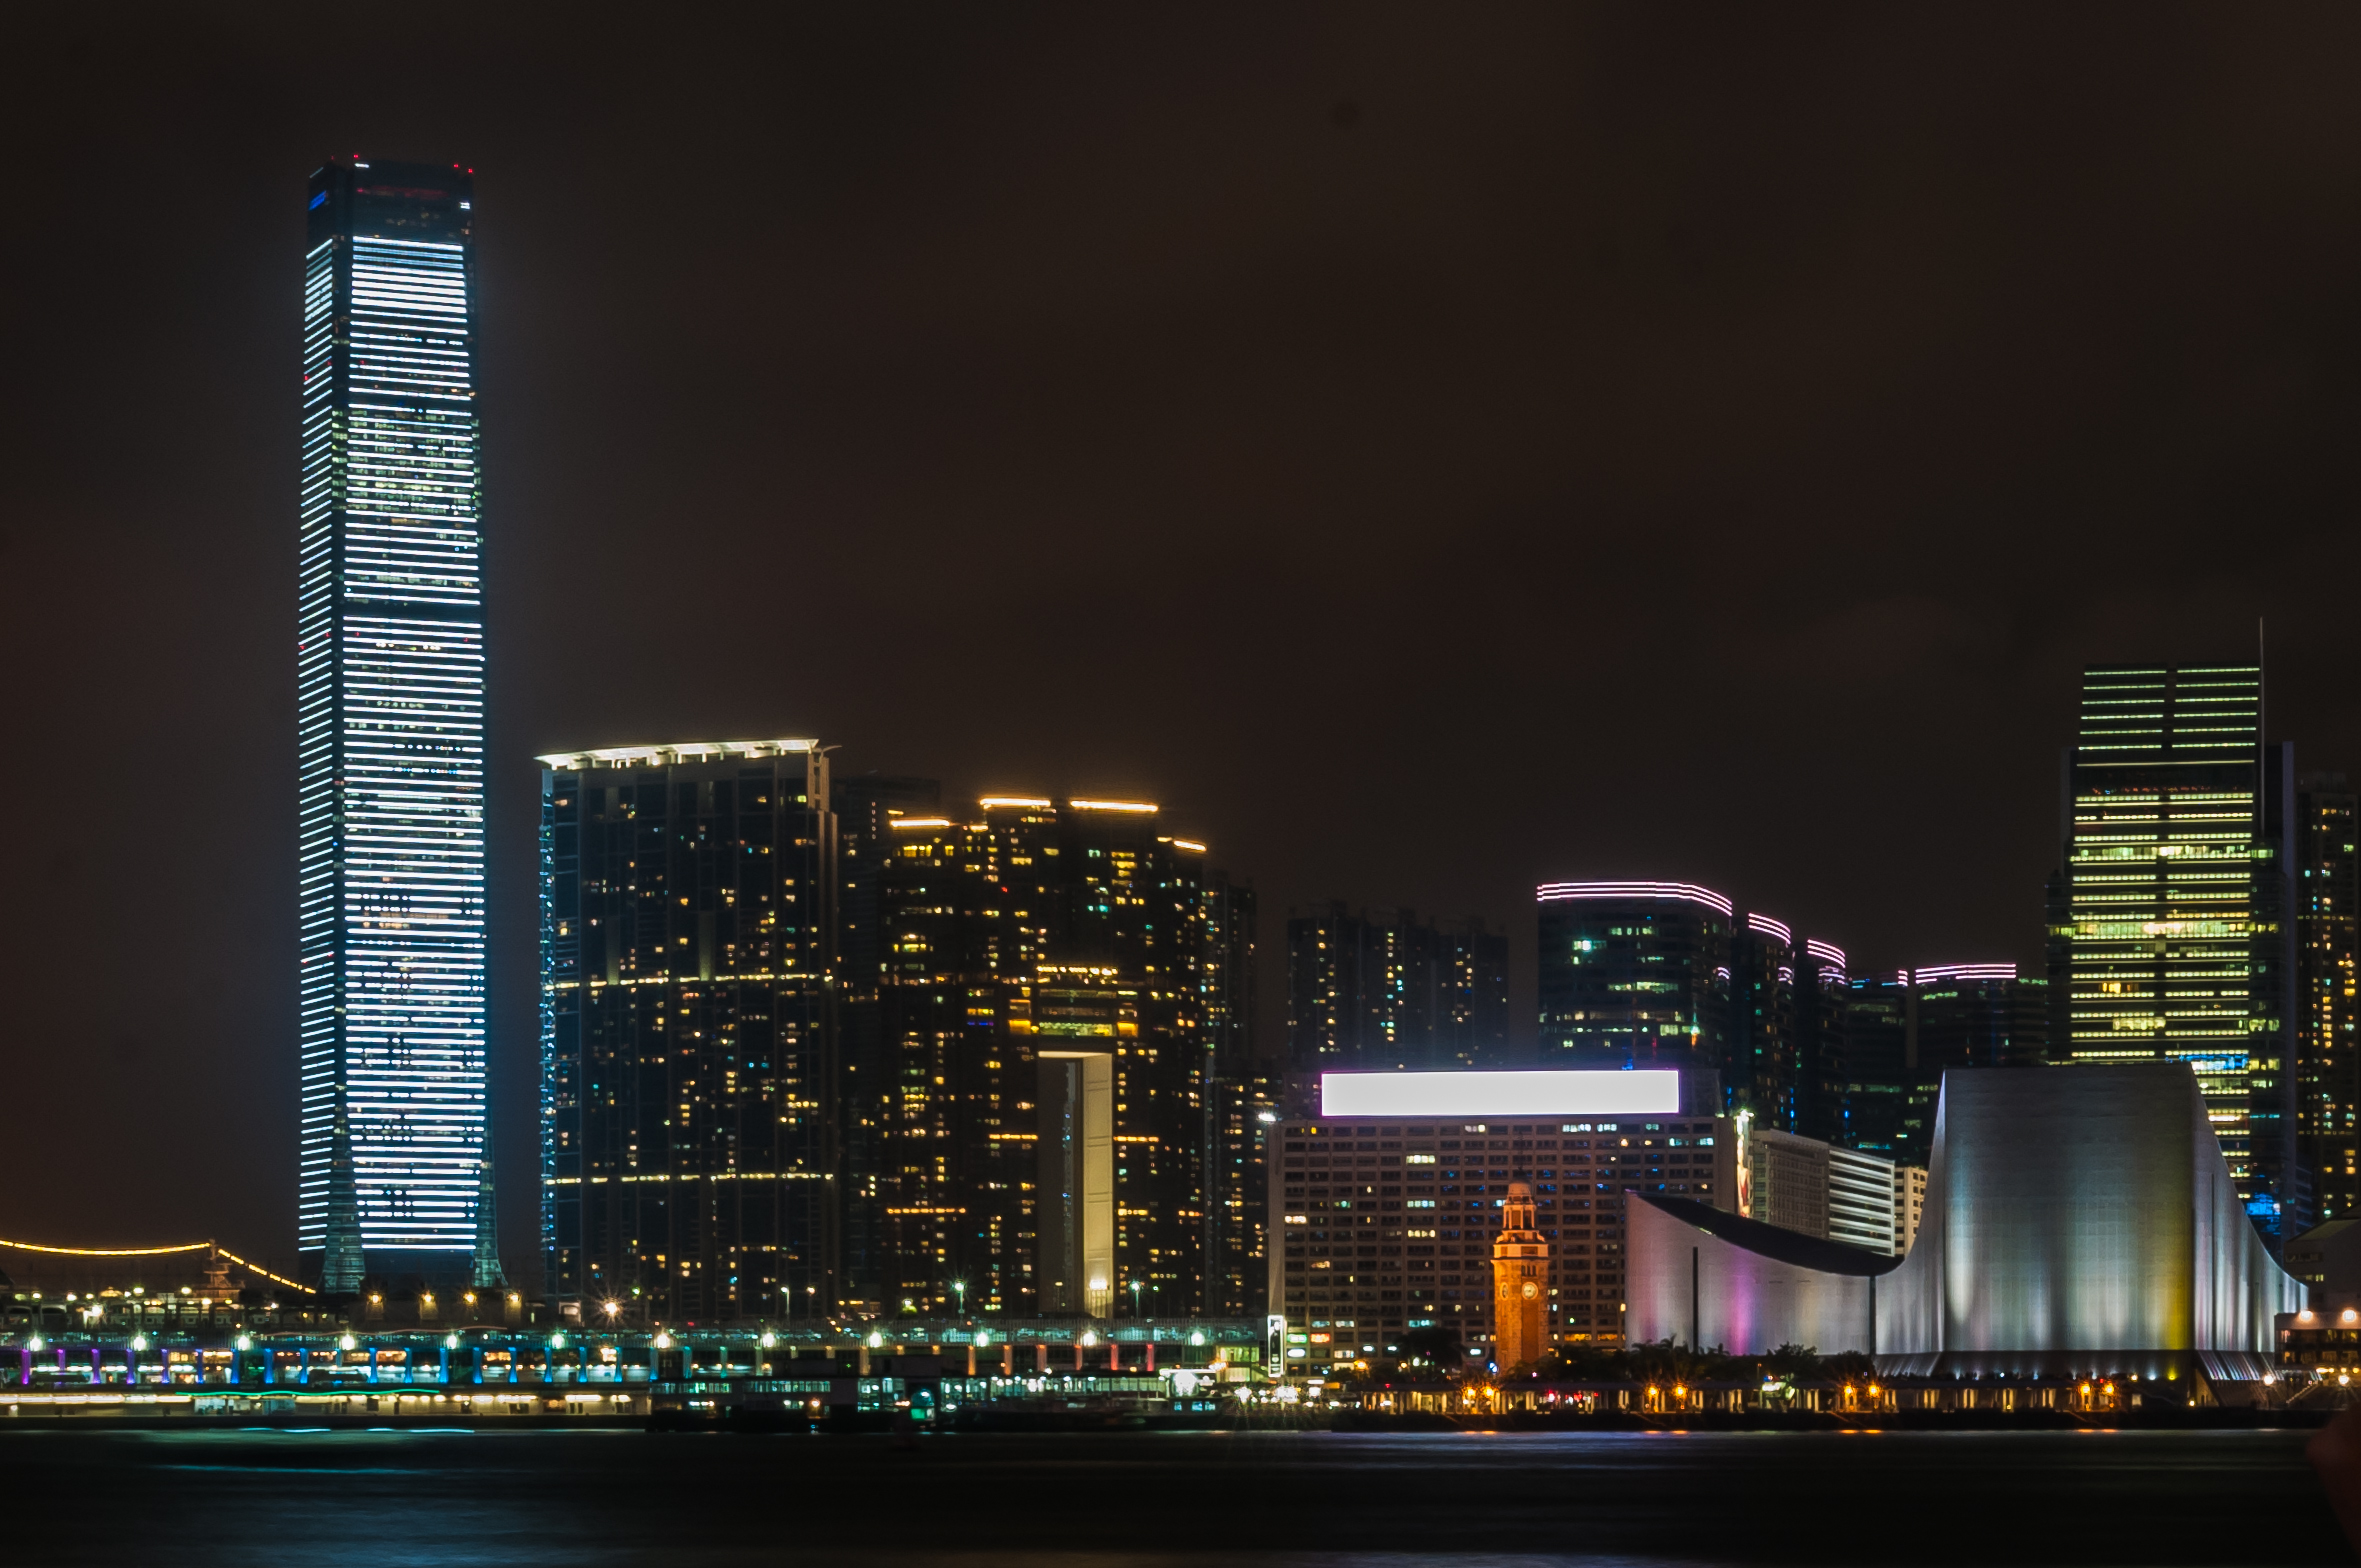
298,157,488,1291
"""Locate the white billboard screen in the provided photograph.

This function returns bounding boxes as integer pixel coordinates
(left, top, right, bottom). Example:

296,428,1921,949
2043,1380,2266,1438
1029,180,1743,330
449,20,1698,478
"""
1318,1070,1682,1119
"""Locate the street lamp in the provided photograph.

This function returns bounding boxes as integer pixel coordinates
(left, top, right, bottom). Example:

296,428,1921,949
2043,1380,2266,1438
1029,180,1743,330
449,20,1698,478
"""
1130,1280,1142,1320
953,1280,966,1318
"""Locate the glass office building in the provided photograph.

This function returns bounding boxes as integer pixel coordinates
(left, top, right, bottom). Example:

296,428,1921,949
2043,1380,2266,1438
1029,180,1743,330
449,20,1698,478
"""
297,157,489,1290
2296,774,2360,1222
838,796,1233,1319
2056,662,2297,1247
1535,882,1734,1073
538,741,838,1324
1285,904,1511,1072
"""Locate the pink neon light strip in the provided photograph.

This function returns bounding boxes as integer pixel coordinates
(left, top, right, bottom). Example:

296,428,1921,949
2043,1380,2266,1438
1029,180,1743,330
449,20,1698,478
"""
1535,881,1734,917
1913,962,2017,983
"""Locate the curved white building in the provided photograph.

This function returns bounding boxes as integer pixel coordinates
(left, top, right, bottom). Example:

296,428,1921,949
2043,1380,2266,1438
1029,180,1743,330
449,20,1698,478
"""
1628,1063,2302,1378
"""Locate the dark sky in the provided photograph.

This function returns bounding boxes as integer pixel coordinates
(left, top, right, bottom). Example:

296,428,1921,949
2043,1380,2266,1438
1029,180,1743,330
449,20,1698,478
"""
7,4,2361,1266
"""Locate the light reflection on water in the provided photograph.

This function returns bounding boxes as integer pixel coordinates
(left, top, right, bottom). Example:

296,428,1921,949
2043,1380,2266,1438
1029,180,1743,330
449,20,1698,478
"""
0,1426,2338,1567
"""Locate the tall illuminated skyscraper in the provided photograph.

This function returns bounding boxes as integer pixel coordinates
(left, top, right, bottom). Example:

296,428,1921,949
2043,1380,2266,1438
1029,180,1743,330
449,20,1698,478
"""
297,157,488,1291
2295,774,2359,1221
2055,662,2297,1247
1284,904,1510,1071
1536,882,1733,1074
837,795,1228,1319
539,741,838,1322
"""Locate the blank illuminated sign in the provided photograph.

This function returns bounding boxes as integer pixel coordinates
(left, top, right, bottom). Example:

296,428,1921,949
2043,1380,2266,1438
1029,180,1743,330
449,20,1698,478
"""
1319,1070,1681,1118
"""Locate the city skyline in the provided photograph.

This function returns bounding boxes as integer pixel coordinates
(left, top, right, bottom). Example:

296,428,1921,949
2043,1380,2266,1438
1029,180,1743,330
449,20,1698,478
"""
14,15,2361,1561
11,10,2361,1273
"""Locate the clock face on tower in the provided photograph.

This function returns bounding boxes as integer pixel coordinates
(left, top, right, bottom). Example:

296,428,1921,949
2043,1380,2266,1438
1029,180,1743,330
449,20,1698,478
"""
1521,1280,1539,1300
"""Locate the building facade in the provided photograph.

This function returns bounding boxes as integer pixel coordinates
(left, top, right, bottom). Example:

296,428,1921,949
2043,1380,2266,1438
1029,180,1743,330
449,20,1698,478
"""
1746,1128,1911,1255
1269,1077,1739,1373
1536,883,1733,1075
1840,976,1911,1160
1285,905,1509,1072
538,741,838,1323
1892,1163,1928,1256
1793,938,1852,1144
1846,1152,1907,1255
297,156,491,1291
840,795,1238,1320
1728,914,1799,1129
2054,663,2298,1248
1630,1065,2304,1370
1203,872,1275,1318
2297,775,2360,1223
1205,1073,1280,1317
1535,882,1848,1137
1842,964,2049,1169
832,773,943,1311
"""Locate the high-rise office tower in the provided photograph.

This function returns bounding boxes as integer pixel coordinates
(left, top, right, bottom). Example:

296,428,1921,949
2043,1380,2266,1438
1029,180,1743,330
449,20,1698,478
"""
1792,938,1850,1143
1535,882,1841,1128
1202,872,1274,1316
1839,964,2046,1168
538,740,837,1322
1728,913,1798,1128
843,796,1232,1318
1534,882,1733,1075
831,773,944,1315
1205,1074,1279,1316
1912,964,2048,1071
1284,905,1510,1072
298,157,489,1292
1840,975,1912,1159
2297,774,2360,1222
2055,663,2297,1246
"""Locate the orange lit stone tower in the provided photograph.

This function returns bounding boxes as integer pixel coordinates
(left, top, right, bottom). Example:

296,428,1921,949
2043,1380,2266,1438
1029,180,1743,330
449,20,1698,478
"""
1491,1180,1551,1371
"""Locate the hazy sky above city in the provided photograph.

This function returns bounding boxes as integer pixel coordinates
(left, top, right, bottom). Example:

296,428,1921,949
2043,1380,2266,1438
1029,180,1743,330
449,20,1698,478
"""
7,4,2361,1259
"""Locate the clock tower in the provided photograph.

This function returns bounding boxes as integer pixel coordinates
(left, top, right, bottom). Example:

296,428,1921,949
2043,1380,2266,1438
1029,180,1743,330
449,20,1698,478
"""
1491,1180,1551,1371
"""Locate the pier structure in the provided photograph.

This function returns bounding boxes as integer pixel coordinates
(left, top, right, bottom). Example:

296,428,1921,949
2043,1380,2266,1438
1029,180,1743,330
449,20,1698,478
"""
0,1319,1270,1422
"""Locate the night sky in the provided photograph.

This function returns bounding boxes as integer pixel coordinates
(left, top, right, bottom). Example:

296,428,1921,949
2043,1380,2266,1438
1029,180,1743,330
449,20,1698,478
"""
8,5,2361,1267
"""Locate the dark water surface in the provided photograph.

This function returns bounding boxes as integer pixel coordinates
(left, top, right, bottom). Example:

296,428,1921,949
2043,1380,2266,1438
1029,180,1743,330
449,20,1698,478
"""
0,1426,2346,1566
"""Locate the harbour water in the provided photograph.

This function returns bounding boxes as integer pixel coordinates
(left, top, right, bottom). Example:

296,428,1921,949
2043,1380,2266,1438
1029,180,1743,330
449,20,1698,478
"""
0,1426,2344,1565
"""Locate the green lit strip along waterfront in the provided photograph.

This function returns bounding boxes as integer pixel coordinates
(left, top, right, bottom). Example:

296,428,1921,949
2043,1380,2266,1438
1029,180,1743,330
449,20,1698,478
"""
2,1321,1271,1421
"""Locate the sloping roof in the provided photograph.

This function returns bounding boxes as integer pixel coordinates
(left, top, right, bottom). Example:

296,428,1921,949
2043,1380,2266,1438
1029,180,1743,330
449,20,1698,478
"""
2290,1219,2361,1250
1630,1191,1905,1278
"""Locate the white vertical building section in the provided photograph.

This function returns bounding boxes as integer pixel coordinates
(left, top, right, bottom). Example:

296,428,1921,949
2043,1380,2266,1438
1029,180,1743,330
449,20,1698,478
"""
299,188,486,1282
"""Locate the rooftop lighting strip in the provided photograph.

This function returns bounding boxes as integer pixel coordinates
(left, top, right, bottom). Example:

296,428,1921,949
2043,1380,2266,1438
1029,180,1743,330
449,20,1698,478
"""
1804,938,1847,966
1535,881,1734,917
1746,912,1792,944
1914,963,2017,982
978,796,1053,809
1069,799,1158,813
535,739,819,768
